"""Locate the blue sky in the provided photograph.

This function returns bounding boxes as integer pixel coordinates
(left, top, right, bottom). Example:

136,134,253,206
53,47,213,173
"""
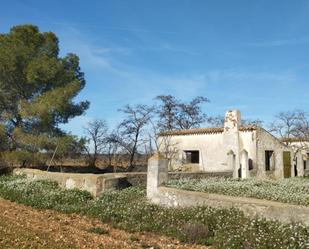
1,0,309,136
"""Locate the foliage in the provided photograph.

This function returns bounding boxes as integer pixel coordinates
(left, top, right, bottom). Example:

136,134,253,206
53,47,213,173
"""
167,177,309,206
0,176,308,248
1,150,47,168
0,24,89,164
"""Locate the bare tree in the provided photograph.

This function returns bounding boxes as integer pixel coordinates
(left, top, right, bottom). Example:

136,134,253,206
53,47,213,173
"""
207,115,263,127
269,111,300,140
206,115,225,127
242,119,264,126
269,110,309,162
155,95,209,131
175,96,209,129
294,111,309,139
116,104,154,171
104,131,121,172
155,95,179,131
84,119,108,167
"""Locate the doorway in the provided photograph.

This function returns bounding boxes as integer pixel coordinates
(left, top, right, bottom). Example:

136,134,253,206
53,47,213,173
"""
283,151,291,178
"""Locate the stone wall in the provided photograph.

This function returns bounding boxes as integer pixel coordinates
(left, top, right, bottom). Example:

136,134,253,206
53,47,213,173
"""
147,156,309,226
151,186,309,226
13,168,231,197
13,168,123,197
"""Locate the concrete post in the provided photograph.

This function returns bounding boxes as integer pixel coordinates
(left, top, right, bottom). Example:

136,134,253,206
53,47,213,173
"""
240,149,249,179
147,154,168,199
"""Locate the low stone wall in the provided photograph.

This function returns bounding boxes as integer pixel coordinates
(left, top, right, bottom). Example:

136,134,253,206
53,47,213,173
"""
147,156,309,226
13,168,125,197
151,186,309,226
13,168,233,197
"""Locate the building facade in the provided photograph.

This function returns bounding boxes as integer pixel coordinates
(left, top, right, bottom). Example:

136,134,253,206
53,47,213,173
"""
158,110,309,179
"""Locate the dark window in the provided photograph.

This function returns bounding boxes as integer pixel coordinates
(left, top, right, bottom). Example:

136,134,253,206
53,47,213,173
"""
248,159,253,170
304,160,307,170
265,151,274,171
184,150,199,164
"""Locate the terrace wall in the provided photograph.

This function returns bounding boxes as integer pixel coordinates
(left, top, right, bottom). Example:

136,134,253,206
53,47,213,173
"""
147,156,309,226
151,186,309,226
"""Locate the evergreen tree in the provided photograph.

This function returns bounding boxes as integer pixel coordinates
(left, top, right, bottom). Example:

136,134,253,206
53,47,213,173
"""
0,24,89,166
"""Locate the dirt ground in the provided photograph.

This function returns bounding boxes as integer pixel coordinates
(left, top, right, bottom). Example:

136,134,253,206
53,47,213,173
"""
0,198,211,249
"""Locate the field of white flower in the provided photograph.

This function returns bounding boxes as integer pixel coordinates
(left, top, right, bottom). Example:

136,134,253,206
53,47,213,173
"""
167,177,309,206
0,175,308,248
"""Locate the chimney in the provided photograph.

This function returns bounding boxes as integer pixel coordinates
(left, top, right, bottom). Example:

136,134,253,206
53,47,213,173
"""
223,110,241,178
224,110,241,132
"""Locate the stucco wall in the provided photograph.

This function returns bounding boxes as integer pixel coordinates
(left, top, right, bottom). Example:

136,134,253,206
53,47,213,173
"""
239,130,257,177
158,133,226,171
151,186,309,226
159,130,257,174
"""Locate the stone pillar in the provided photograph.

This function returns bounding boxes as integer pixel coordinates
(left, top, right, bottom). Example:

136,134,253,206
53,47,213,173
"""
240,149,249,179
297,151,305,177
147,154,168,199
223,110,241,178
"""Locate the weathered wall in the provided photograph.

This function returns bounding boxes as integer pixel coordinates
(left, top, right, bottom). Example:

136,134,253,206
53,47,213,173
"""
151,186,309,226
256,128,292,179
13,168,123,197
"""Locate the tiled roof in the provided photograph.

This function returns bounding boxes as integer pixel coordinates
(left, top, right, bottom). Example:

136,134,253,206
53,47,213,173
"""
280,137,309,143
159,125,257,136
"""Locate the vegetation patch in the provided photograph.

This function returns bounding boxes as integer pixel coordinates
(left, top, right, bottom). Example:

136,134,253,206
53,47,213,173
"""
167,177,309,206
0,175,309,249
86,226,109,235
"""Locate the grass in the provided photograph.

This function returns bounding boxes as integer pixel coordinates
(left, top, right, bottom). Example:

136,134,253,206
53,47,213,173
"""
0,175,309,249
167,177,309,206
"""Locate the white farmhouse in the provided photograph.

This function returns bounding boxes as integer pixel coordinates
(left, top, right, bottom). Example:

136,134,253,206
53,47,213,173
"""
158,110,309,179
